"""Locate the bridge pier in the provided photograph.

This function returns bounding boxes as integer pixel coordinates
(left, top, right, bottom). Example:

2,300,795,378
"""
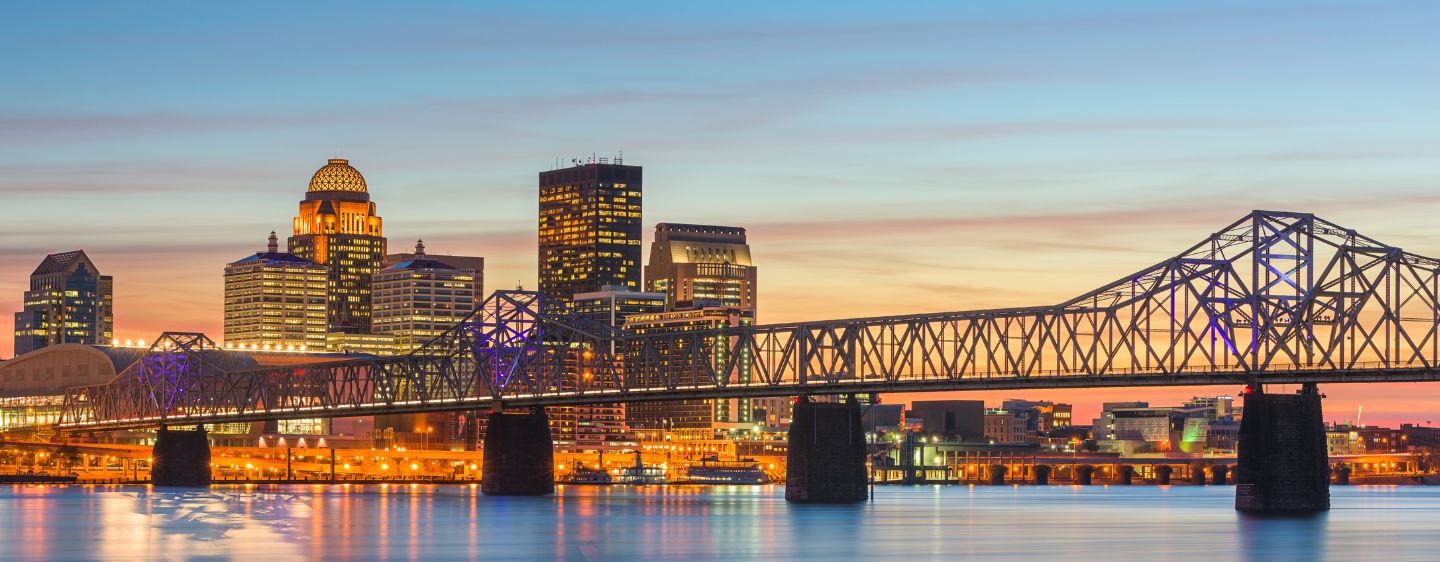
1235,383,1330,514
151,426,212,486
481,408,554,496
1155,465,1173,485
786,396,867,502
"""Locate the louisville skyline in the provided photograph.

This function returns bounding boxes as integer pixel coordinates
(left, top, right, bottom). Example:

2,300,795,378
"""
4,1,1440,425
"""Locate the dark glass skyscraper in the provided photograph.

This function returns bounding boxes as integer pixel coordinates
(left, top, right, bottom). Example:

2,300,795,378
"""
538,159,642,303
13,250,113,355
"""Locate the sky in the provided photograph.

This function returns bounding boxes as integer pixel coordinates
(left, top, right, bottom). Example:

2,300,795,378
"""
2,1,1440,426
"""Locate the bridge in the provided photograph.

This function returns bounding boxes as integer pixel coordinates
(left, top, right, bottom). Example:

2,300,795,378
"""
52,210,1440,511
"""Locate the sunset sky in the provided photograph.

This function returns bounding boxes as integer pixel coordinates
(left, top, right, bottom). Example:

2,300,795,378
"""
3,1,1440,425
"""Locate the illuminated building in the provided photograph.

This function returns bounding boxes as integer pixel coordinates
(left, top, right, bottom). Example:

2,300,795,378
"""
537,157,642,449
643,223,776,425
223,232,328,351
373,240,483,351
644,223,757,311
573,286,666,327
13,250,113,355
1000,399,1074,433
324,332,401,356
383,246,483,302
568,287,664,451
623,306,754,440
538,157,643,303
289,158,387,333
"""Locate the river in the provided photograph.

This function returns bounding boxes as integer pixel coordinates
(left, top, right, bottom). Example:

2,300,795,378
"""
0,484,1433,561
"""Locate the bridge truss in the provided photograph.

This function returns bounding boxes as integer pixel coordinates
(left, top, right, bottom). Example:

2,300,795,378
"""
59,211,1440,430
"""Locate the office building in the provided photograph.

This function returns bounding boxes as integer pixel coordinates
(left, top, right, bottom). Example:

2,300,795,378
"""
537,158,642,303
14,250,113,355
1000,399,1074,433
289,158,387,333
383,248,484,301
223,232,328,351
984,408,1033,444
644,223,757,311
373,241,483,351
573,286,666,329
567,286,664,452
907,400,986,441
624,306,754,440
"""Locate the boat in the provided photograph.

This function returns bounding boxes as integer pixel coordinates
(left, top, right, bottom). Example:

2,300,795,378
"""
617,450,668,485
683,455,770,484
561,461,613,485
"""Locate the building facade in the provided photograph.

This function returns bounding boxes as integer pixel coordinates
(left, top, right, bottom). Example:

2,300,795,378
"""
537,159,643,303
373,241,483,351
623,306,754,440
223,232,328,351
566,287,664,452
14,250,113,356
573,286,667,329
289,158,387,334
644,223,757,311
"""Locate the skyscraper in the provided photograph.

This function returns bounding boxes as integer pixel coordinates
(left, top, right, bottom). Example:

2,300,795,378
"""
223,232,328,351
289,158,386,333
644,223,757,311
538,158,642,303
373,240,483,351
13,250,113,355
569,286,665,452
624,306,754,440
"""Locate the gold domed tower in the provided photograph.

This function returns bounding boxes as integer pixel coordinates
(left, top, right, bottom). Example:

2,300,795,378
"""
289,158,386,333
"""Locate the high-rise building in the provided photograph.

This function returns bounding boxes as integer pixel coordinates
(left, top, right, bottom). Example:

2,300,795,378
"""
13,250,113,355
538,158,642,303
573,286,666,329
624,306,754,440
289,158,386,333
644,222,776,425
223,232,328,351
383,246,484,304
373,241,483,351
644,223,757,311
569,286,665,452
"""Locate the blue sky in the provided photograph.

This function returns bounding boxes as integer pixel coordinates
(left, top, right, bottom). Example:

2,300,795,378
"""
3,1,1440,422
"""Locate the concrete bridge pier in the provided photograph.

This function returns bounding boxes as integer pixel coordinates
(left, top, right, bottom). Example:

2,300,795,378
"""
1235,383,1330,514
786,395,868,502
151,425,212,486
481,407,554,496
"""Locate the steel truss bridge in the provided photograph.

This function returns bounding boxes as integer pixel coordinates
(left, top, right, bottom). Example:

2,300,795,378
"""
58,211,1440,431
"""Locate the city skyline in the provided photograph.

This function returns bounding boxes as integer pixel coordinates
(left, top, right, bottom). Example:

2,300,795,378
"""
4,1,1440,426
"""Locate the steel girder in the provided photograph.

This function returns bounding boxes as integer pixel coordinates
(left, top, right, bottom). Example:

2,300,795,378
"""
57,211,1440,431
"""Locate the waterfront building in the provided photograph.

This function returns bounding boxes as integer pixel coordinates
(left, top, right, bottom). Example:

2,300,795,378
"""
983,409,1033,444
644,223,757,310
289,158,387,333
223,232,328,351
373,241,483,351
907,400,986,441
567,286,663,452
537,158,643,303
623,306,754,440
13,250,113,356
1000,399,1073,433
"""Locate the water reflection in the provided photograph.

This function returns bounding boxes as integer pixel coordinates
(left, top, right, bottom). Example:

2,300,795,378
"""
0,484,1435,561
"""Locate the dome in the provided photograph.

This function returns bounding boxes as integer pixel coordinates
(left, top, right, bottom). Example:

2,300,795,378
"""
307,158,367,193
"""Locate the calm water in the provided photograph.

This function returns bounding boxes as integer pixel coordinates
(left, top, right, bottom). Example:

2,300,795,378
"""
0,484,1435,561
